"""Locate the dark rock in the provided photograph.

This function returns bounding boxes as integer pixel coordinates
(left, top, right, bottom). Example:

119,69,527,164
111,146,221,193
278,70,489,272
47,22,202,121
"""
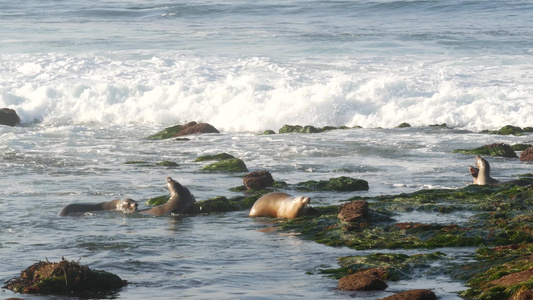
338,268,388,291
195,153,235,162
396,122,411,128
452,143,517,158
243,170,274,190
379,289,437,300
261,130,276,135
0,108,21,127
520,147,533,161
296,176,369,192
3,258,126,296
147,121,219,139
338,200,368,223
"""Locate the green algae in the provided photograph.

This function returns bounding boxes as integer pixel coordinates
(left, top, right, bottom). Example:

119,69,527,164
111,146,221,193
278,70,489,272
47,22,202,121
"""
278,124,350,134
452,143,518,158
146,124,184,140
194,153,235,162
156,161,179,167
295,176,369,192
200,158,248,172
481,125,525,136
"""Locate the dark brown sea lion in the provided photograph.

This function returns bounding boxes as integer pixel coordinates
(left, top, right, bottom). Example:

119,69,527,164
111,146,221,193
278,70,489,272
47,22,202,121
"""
58,198,138,216
474,155,531,186
249,192,311,219
140,177,196,216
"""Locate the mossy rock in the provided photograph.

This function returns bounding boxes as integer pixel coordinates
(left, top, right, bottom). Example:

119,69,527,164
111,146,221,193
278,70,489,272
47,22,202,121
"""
396,122,411,128
201,158,248,173
3,259,126,296
456,244,533,300
146,124,184,140
261,130,276,135
146,195,170,206
429,123,449,128
524,127,533,132
512,144,533,151
452,143,518,158
156,161,179,167
295,176,369,192
279,124,322,134
195,153,235,162
481,125,525,136
124,161,149,164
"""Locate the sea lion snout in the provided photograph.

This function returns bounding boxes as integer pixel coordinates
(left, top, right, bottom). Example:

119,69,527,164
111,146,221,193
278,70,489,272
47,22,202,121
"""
297,196,311,205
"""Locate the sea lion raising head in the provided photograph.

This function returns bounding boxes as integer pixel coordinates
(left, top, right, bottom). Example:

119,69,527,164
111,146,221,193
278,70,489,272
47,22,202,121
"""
59,198,138,217
249,192,311,219
140,177,196,216
473,155,531,186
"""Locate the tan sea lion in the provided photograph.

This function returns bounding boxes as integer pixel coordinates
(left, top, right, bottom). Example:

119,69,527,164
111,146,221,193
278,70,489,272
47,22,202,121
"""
249,192,311,219
59,198,138,216
140,177,196,216
474,155,531,186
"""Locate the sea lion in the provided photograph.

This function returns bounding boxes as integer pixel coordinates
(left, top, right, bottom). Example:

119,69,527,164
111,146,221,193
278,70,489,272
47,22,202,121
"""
474,155,531,186
140,177,196,216
249,192,311,219
59,198,138,216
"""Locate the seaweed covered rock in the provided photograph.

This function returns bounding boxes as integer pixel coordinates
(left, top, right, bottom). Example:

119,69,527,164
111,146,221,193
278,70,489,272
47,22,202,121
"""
147,121,219,139
396,122,411,128
243,170,274,190
201,158,248,172
452,143,517,158
481,125,525,135
296,176,369,192
3,258,126,296
195,153,235,162
146,195,261,213
278,124,348,134
0,108,21,127
520,147,533,161
379,289,436,300
337,268,388,291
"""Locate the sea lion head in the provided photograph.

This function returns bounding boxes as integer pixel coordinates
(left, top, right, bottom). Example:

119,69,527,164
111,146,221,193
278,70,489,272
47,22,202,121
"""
469,166,479,178
292,196,311,215
117,198,138,213
475,155,490,173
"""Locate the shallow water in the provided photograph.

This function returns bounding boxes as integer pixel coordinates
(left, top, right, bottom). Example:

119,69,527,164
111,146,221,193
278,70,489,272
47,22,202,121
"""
2,0,533,298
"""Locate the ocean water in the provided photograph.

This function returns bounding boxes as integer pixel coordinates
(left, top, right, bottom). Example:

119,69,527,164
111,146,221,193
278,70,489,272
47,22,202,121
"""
1,0,533,299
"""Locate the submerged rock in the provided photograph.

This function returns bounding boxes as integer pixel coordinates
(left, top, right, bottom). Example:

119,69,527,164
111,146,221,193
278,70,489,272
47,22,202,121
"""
396,122,411,128
0,108,21,127
147,121,219,139
379,289,437,300
3,258,126,296
278,124,349,134
194,153,235,162
296,176,369,192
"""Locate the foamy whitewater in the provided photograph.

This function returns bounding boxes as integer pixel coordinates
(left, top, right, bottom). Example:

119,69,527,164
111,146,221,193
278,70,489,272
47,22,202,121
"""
1,1,533,299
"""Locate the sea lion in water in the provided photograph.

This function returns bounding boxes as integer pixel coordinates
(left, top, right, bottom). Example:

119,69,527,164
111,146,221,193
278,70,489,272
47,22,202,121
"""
140,177,196,216
249,192,311,219
59,198,138,216
473,155,531,186
469,166,479,184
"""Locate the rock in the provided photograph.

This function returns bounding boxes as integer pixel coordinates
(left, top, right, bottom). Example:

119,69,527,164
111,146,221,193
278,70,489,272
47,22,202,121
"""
396,122,411,128
379,289,437,300
0,108,21,127
147,121,219,139
296,176,369,192
3,258,126,296
201,158,248,173
520,147,533,161
261,130,276,135
338,200,368,223
452,143,517,158
195,153,235,162
243,170,274,190
338,268,388,291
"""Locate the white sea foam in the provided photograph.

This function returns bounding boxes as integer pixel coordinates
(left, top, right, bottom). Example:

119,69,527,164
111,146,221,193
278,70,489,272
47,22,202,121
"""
1,53,532,132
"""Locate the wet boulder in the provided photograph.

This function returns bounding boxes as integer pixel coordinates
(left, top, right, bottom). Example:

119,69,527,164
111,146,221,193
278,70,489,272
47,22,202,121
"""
3,259,126,296
296,176,369,192
337,268,388,291
243,170,275,190
147,121,219,139
201,158,248,173
0,108,21,127
379,289,436,300
338,200,368,223
520,147,533,161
